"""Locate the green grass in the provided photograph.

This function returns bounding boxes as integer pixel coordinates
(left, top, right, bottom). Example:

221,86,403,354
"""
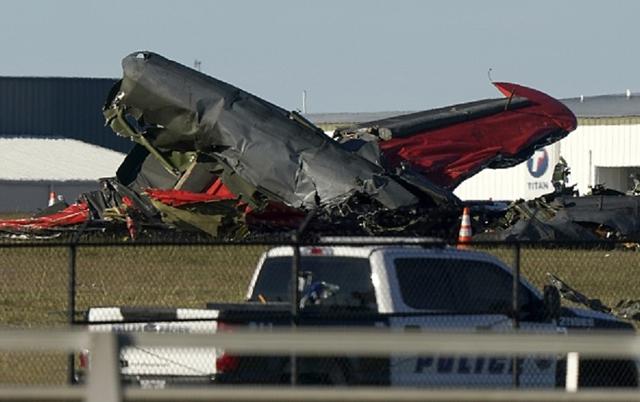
0,244,269,327
0,242,269,385
1,220,640,385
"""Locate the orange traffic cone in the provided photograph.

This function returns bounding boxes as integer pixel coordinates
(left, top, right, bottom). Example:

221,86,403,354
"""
48,191,56,207
457,207,472,249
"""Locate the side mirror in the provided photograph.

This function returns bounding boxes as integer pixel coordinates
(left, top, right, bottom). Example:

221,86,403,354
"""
543,285,561,321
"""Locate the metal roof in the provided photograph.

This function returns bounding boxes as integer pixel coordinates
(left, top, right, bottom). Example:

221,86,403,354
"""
305,92,640,125
304,111,414,125
561,92,640,118
0,135,125,181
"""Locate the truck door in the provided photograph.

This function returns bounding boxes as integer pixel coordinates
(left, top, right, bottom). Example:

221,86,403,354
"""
384,255,557,388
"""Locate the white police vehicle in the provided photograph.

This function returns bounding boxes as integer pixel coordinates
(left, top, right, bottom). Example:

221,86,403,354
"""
215,243,638,388
78,242,639,388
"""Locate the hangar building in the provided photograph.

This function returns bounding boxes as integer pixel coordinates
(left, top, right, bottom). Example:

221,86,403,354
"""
0,77,127,212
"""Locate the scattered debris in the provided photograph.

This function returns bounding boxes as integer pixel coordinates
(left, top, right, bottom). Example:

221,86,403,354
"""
548,272,640,321
475,186,640,242
628,174,640,196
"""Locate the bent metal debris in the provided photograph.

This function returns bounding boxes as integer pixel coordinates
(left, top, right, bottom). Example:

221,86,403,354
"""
2,51,592,242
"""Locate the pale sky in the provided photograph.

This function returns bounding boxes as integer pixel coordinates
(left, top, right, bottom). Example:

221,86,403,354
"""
2,1,639,113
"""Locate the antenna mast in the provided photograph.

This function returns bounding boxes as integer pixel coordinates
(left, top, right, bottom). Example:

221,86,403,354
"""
302,90,307,114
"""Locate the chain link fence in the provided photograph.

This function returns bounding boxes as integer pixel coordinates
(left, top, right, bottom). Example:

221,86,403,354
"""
1,238,640,389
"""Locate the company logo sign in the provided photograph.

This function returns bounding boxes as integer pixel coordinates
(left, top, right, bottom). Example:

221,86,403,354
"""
527,149,549,178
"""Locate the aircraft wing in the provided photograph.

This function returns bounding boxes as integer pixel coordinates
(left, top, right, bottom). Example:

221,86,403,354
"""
335,82,577,189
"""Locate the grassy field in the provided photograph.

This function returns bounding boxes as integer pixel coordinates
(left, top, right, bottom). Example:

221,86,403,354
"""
1,226,640,385
0,243,270,326
0,241,271,385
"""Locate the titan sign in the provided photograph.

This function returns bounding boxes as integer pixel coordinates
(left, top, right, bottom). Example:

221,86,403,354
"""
527,148,549,178
525,148,551,193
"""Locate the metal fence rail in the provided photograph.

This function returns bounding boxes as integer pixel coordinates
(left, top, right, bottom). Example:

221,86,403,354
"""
2,329,640,402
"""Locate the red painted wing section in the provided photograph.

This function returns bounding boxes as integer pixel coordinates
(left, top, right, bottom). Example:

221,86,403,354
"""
145,187,308,229
0,203,89,231
145,187,237,207
379,82,577,189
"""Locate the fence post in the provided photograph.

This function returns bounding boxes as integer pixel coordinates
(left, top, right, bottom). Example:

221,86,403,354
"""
290,230,300,386
86,332,122,402
512,241,521,388
566,351,580,392
68,220,90,385
290,209,316,386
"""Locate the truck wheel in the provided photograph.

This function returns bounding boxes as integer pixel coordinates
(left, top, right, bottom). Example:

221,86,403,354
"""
318,360,348,385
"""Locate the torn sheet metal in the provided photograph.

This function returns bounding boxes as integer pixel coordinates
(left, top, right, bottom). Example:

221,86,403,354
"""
149,197,247,239
474,192,640,242
104,51,424,211
0,203,89,232
0,51,585,241
335,83,577,189
548,272,640,321
547,272,610,313
551,195,640,238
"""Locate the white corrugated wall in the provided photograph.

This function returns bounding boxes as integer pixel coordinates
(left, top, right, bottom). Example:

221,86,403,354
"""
454,122,640,201
561,123,640,195
454,143,560,201
454,166,524,201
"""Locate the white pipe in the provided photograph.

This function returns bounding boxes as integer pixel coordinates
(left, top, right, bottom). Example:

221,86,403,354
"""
566,352,579,392
302,90,307,114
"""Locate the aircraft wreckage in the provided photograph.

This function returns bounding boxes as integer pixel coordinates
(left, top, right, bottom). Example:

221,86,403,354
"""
548,272,640,321
0,51,599,242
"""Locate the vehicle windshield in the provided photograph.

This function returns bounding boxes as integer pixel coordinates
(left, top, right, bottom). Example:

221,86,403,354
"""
395,257,533,314
249,256,377,310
